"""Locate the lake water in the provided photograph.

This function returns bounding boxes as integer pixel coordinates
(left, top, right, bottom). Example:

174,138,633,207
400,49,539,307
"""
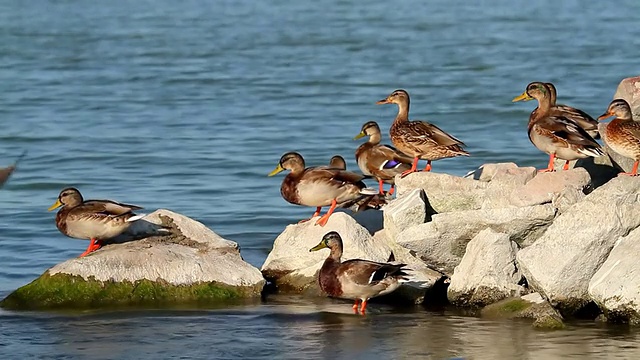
1,0,640,358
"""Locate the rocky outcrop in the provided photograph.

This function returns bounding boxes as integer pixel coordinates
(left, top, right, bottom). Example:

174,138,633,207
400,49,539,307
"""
447,229,523,307
589,227,640,324
516,176,640,315
0,209,266,310
396,204,555,274
260,212,444,303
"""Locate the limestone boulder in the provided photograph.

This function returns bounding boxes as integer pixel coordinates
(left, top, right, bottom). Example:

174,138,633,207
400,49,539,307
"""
481,294,565,329
395,172,488,212
383,188,428,242
589,227,640,324
0,209,266,310
261,212,443,303
396,204,556,274
447,229,523,307
508,168,591,208
516,176,640,315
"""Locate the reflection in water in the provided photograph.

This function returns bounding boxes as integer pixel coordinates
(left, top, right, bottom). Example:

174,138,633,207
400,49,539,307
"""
2,296,640,359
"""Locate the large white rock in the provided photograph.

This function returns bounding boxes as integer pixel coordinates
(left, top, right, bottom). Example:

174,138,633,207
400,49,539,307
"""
49,209,265,291
383,188,428,242
396,204,556,274
261,212,443,303
395,172,488,212
447,229,523,307
516,176,640,314
508,168,591,208
589,227,640,324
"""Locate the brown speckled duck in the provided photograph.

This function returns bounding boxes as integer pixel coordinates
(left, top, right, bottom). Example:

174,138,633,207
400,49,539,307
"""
598,99,640,176
48,187,144,257
513,82,604,172
268,152,380,226
376,89,469,177
328,155,347,170
353,121,413,195
545,83,600,139
309,231,409,314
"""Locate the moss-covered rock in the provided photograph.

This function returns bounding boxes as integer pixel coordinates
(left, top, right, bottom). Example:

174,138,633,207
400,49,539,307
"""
481,295,565,330
1,272,258,310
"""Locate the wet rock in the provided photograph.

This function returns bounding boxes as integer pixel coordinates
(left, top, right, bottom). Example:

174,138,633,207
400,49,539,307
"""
589,227,640,324
481,295,565,330
516,177,640,315
397,204,556,274
447,229,523,307
383,188,428,242
261,212,443,303
0,209,266,310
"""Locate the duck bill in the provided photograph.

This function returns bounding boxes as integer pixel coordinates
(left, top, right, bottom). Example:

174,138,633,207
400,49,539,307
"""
597,112,613,121
309,241,327,252
512,92,533,102
268,164,285,177
376,98,390,105
353,131,366,140
47,199,62,211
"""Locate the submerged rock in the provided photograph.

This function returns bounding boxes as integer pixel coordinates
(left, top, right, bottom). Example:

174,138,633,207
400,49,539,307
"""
0,209,265,310
516,176,640,315
481,294,565,330
447,229,523,307
261,212,444,304
589,227,640,324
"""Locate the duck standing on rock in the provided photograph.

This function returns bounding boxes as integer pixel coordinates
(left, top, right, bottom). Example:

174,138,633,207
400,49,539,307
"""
48,187,145,257
598,99,640,176
353,121,413,195
309,231,409,314
376,89,469,177
513,82,604,172
268,152,382,227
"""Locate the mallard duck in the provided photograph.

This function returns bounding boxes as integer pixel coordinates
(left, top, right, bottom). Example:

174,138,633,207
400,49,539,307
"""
309,231,409,314
598,99,640,176
48,187,145,257
533,83,599,139
268,152,380,226
376,89,469,177
328,155,347,170
353,121,413,195
513,82,604,172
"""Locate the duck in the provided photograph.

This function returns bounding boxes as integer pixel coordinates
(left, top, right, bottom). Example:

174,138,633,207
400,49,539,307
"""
353,121,413,195
538,82,600,139
512,82,604,172
48,187,145,257
328,155,347,170
376,89,469,177
597,99,640,176
268,152,381,226
0,150,26,189
309,231,409,314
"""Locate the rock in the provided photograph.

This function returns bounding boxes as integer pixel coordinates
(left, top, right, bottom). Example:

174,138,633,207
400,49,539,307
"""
447,229,523,307
261,212,443,304
397,204,556,274
613,75,640,119
508,168,591,208
383,188,428,242
481,295,565,330
395,172,488,212
465,162,537,185
589,227,640,324
0,209,266,310
516,177,640,315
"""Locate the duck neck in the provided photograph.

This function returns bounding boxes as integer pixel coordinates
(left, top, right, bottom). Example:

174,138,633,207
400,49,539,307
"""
368,133,381,145
393,99,410,123
534,94,552,118
328,245,342,262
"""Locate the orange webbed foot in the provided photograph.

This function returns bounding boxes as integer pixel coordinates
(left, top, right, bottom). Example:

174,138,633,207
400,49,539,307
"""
79,238,101,257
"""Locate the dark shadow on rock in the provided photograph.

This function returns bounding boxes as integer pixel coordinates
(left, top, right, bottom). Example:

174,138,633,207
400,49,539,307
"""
109,218,174,244
423,194,438,222
575,157,619,193
422,276,450,309
0,150,27,188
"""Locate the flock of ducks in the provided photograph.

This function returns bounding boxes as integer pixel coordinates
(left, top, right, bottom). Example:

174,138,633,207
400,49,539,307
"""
39,86,640,314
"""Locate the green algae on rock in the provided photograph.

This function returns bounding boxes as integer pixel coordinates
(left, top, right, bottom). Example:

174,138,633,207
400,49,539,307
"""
0,272,258,310
481,295,565,330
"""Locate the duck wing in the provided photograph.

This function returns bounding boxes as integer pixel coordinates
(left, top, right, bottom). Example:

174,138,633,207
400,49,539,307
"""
339,259,409,286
